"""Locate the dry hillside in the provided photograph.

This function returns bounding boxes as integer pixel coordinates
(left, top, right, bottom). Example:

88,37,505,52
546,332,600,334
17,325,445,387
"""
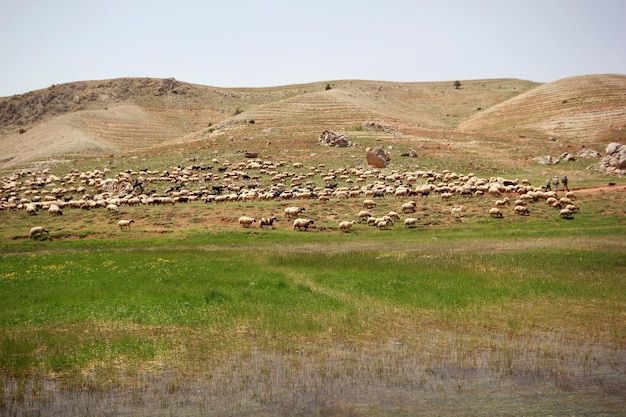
0,74,624,172
458,74,626,145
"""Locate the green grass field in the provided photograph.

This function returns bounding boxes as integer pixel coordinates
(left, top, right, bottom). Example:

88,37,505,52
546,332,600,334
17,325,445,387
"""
1,209,625,415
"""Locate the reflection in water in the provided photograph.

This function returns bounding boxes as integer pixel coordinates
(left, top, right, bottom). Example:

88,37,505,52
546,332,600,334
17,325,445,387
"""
3,331,625,416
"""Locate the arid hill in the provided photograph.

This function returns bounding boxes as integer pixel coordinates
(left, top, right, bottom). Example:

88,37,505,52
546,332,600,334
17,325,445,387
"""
0,74,624,172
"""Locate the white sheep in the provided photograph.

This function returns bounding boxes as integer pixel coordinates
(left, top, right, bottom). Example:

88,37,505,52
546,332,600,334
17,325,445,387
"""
401,201,417,214
566,203,579,213
375,217,392,229
29,226,49,239
404,217,419,228
238,216,257,228
513,205,529,215
259,216,278,229
494,197,509,206
546,197,558,206
559,197,574,206
451,206,464,217
25,204,38,215
387,211,401,220
489,207,503,218
47,204,63,216
362,199,377,209
358,210,372,221
117,219,135,231
441,192,454,201
338,220,356,232
106,203,119,213
559,208,573,218
293,218,315,231
284,206,305,218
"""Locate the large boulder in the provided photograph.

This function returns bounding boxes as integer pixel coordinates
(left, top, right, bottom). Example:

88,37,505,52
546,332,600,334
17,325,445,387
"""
366,147,391,168
599,142,626,175
534,155,560,165
576,148,602,158
318,130,351,147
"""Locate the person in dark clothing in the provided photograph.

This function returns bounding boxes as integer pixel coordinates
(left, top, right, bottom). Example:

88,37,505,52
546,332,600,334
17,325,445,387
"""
561,176,569,191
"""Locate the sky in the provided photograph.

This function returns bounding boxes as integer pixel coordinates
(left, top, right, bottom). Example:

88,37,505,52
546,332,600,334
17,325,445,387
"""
0,0,625,97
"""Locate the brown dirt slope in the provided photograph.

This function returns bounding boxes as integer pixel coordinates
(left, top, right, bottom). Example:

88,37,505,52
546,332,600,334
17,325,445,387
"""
458,74,626,145
0,75,624,171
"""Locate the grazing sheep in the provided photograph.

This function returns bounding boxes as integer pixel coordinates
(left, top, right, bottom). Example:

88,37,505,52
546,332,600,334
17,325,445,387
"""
404,217,419,228
451,206,464,217
546,197,558,206
338,221,356,232
362,199,377,209
259,216,278,229
25,204,38,215
358,210,372,221
441,192,454,201
489,207,503,218
293,218,315,231
375,217,392,230
566,203,580,213
387,211,401,220
238,216,257,228
284,206,305,218
106,203,119,213
560,208,573,218
513,205,529,215
117,219,135,231
401,201,417,214
48,204,63,216
29,226,49,239
494,197,509,206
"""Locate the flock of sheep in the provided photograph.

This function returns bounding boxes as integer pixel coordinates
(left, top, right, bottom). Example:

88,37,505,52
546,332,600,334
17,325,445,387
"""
0,158,580,238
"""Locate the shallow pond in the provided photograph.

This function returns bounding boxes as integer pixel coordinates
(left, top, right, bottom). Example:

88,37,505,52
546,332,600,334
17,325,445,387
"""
3,331,624,416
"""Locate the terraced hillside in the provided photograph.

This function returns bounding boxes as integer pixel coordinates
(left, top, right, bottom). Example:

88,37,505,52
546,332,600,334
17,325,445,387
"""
458,74,626,146
0,74,624,173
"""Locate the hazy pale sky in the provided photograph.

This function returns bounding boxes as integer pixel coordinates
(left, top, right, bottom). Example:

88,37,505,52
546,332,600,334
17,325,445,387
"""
1,0,624,97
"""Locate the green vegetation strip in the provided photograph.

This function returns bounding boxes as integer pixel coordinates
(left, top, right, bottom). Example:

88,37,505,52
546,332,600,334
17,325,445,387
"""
1,236,624,378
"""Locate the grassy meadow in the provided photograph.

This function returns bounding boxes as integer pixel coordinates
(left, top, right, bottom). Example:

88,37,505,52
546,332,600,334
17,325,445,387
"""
1,189,625,415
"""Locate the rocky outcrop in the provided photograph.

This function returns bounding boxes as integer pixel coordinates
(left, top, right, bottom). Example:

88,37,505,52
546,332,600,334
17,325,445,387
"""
576,148,602,158
361,121,401,136
599,143,626,175
319,131,351,147
534,155,560,165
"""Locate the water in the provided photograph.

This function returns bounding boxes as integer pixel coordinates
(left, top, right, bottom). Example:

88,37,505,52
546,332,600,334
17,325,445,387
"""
3,331,624,416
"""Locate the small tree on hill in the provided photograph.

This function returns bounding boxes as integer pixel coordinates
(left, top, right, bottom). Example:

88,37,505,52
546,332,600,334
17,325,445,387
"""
453,80,461,89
